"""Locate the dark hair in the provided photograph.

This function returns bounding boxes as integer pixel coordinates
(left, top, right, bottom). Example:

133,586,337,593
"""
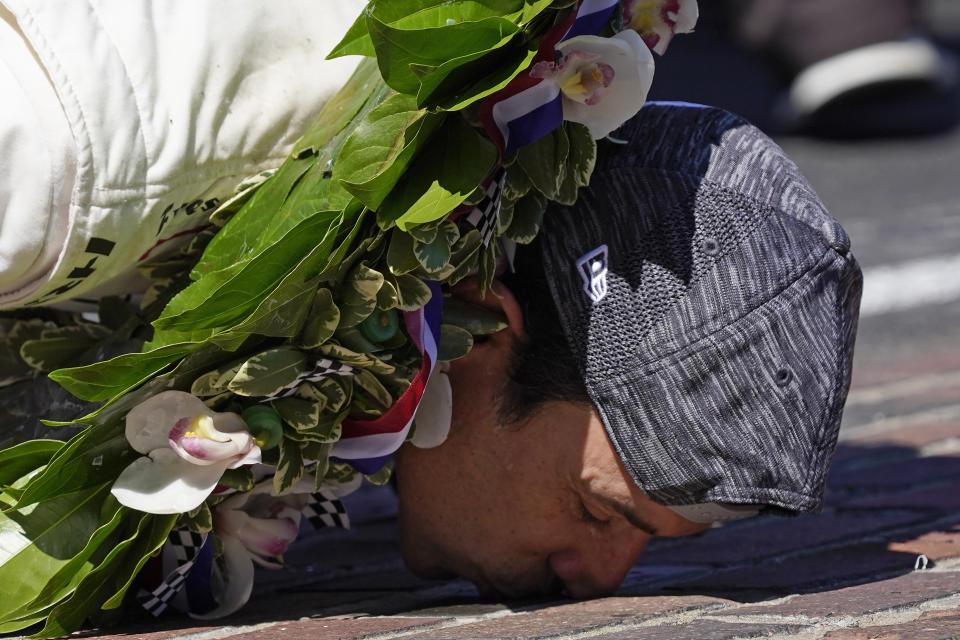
496,238,591,426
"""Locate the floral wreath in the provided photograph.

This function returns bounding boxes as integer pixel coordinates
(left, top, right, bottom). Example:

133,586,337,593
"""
0,0,696,635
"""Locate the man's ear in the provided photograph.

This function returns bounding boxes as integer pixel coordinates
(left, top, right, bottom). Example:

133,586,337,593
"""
449,276,524,363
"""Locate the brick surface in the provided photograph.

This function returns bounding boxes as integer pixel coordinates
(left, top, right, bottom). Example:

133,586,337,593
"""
664,540,920,593
228,616,447,640
598,621,805,640
888,524,960,562
714,571,960,618
844,482,960,511
399,596,727,639
631,509,929,568
843,421,960,450
828,456,960,492
822,610,960,640
71,625,218,640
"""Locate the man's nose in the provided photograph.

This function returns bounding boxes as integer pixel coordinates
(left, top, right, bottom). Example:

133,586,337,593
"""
547,536,649,599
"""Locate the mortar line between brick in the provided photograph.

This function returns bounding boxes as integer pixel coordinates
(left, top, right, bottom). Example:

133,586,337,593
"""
840,403,960,441
145,621,282,640
846,369,960,407
752,591,960,640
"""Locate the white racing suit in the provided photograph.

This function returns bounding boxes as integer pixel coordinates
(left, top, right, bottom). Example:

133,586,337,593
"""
0,0,363,309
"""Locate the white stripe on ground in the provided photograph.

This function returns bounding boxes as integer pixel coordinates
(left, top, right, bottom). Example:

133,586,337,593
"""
839,403,960,441
846,369,960,407
860,253,960,317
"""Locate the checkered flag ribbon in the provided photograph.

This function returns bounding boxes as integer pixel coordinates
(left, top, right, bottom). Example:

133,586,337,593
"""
465,169,506,247
260,357,355,401
138,529,206,617
303,489,350,530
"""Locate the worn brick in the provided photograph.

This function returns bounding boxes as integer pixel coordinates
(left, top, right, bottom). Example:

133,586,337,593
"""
71,621,218,640
828,456,960,492
714,570,960,619
849,348,960,388
844,482,960,511
599,621,805,640
667,540,923,593
889,524,960,562
227,616,446,640
846,421,960,450
822,610,960,640
632,509,928,568
399,596,727,639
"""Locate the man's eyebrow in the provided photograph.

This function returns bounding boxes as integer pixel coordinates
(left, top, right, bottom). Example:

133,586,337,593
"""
597,495,658,536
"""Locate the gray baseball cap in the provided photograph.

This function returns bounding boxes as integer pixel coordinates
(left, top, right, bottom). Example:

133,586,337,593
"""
538,102,862,520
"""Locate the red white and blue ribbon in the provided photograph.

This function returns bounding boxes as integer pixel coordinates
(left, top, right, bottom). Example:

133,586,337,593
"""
330,280,443,474
484,0,619,155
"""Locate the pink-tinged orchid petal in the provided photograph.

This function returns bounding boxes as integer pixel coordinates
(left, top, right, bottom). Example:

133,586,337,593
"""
624,0,698,55
216,508,299,559
411,370,452,449
190,537,255,620
125,391,249,453
168,414,258,467
554,31,655,140
111,448,232,514
532,51,615,107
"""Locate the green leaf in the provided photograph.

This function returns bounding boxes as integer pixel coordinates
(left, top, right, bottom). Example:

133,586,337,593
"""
564,122,597,187
299,288,341,349
190,360,244,397
48,343,197,403
313,378,349,413
386,230,421,275
228,347,308,397
413,233,452,273
0,441,62,488
295,58,387,155
367,6,521,94
195,158,314,278
338,264,385,328
376,279,400,310
0,483,110,623
11,500,127,622
326,8,377,58
274,434,305,495
364,463,393,486
318,344,396,375
33,513,175,637
391,273,434,311
219,467,256,492
154,211,341,334
437,324,475,361
178,501,213,535
334,94,446,210
504,190,548,244
273,397,322,432
12,422,134,510
354,369,393,409
516,124,569,200
379,117,498,231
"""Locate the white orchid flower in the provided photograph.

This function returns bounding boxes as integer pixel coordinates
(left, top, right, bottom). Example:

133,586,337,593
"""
531,31,655,140
623,0,698,55
111,391,261,515
194,474,360,620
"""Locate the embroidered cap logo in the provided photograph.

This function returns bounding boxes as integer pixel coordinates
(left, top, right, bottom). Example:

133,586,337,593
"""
576,244,609,303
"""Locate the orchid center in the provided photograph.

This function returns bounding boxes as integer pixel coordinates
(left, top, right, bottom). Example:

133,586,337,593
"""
180,414,226,442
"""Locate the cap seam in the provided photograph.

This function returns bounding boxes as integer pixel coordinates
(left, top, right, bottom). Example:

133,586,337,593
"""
614,240,833,379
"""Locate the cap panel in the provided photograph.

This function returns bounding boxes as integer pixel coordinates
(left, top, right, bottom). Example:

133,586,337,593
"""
593,242,852,511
